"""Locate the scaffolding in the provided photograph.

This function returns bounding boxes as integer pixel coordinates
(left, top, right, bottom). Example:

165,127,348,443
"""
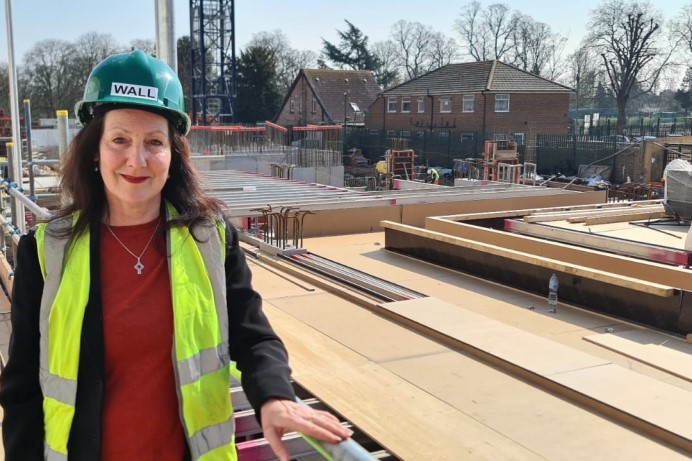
190,0,236,125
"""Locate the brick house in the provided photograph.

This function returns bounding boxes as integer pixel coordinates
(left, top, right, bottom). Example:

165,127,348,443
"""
364,60,572,143
275,69,381,127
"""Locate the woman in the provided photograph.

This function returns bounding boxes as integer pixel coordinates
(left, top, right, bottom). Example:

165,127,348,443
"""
0,50,351,460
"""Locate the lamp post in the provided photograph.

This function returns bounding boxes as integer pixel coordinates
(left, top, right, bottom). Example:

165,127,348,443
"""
575,73,580,136
343,91,348,157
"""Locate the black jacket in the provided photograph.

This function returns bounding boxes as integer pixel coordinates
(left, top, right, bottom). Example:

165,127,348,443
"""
0,220,296,460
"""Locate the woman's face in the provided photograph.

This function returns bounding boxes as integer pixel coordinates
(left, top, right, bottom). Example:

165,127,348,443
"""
98,108,171,222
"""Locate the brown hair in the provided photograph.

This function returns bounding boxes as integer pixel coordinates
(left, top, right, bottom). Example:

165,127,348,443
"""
51,111,224,238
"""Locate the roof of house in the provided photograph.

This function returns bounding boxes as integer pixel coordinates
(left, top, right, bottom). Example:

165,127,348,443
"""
382,60,572,96
279,69,381,124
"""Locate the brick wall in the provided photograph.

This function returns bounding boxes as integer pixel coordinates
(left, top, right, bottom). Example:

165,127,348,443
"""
275,77,328,126
365,92,569,136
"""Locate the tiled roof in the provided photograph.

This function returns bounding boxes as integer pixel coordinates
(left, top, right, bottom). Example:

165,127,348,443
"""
302,69,381,123
383,60,572,95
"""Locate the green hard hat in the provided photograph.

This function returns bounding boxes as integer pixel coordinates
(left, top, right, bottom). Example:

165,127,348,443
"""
75,49,191,135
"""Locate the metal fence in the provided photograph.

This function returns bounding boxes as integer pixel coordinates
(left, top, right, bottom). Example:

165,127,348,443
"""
344,128,630,177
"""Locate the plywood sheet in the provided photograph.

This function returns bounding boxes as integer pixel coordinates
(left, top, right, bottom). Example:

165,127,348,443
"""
265,292,446,363
380,297,692,445
381,297,610,376
551,364,692,441
263,304,541,461
583,331,692,382
384,351,689,460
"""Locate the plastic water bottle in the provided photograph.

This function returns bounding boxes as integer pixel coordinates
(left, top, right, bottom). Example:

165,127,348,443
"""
548,273,558,313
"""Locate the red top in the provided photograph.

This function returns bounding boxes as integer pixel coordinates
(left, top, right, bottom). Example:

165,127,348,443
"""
100,220,186,460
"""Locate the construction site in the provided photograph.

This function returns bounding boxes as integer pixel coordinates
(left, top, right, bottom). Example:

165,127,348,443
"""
0,114,690,459
0,0,690,459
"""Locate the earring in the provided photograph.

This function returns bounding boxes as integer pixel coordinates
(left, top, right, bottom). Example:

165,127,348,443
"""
94,161,99,172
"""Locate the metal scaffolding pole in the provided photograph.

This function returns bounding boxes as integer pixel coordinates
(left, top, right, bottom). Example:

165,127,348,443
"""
154,0,177,70
4,0,25,234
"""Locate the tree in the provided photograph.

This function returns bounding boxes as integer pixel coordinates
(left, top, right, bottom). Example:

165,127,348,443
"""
428,32,459,70
72,32,122,99
390,21,433,80
234,46,282,124
675,68,692,111
454,3,567,79
511,16,567,79
454,2,517,61
371,40,401,89
176,36,193,114
129,39,156,56
322,20,389,86
671,4,692,56
21,39,81,118
0,63,8,115
586,0,672,133
388,21,458,80
247,30,317,97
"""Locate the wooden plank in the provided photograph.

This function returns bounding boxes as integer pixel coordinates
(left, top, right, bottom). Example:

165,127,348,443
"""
525,205,664,223
381,221,676,296
582,211,668,225
379,297,692,452
583,331,692,382
263,303,541,461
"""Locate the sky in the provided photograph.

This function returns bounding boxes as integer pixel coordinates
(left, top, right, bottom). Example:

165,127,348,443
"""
0,0,690,64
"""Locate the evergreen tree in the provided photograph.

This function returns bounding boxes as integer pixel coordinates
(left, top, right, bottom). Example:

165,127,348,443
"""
675,68,692,111
322,20,393,87
235,46,282,124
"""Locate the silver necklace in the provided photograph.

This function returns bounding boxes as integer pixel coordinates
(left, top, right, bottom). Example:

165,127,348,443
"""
106,221,160,275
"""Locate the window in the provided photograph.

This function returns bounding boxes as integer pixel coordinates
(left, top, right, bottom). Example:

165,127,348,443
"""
289,98,295,113
401,130,411,137
386,130,397,136
440,96,451,113
417,96,425,113
495,94,510,112
460,133,475,143
462,95,474,112
513,133,525,145
388,97,397,113
311,98,317,114
401,97,411,113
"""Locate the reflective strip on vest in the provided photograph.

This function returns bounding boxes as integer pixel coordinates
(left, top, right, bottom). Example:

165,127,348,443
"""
38,208,236,461
166,203,234,460
37,216,89,458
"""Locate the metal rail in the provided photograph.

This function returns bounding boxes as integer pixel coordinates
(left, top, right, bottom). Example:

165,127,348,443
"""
286,253,425,302
229,365,393,460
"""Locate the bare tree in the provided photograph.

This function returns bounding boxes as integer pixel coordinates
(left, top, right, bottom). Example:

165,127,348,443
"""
428,32,459,70
511,16,567,79
587,0,673,133
372,40,401,88
389,21,458,79
671,4,692,55
129,38,156,55
71,32,123,97
454,2,517,61
247,30,317,96
21,39,80,118
390,20,434,80
0,63,8,115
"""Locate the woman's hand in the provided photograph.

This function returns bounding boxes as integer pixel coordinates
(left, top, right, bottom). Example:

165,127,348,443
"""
260,398,353,461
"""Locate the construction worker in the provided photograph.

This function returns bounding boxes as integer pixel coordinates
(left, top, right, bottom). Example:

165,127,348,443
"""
427,167,440,185
0,50,351,460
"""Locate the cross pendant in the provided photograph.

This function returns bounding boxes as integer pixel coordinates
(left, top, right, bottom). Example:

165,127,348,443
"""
134,260,144,275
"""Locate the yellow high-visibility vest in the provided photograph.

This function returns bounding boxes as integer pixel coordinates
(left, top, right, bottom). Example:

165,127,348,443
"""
35,205,236,461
